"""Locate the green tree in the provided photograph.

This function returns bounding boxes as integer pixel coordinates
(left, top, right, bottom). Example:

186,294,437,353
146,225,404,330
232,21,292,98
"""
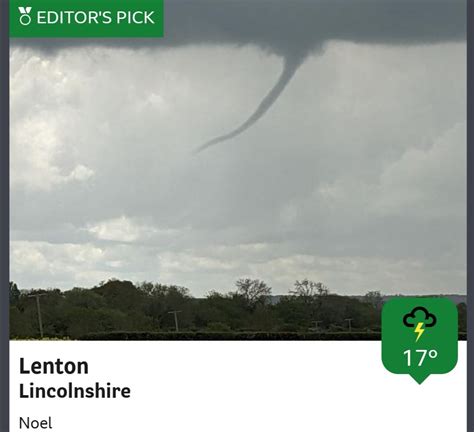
235,278,272,311
290,279,328,302
457,302,467,333
9,281,20,306
139,282,193,330
363,291,383,310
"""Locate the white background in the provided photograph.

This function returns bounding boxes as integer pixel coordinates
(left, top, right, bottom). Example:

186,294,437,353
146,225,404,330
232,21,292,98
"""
10,341,466,432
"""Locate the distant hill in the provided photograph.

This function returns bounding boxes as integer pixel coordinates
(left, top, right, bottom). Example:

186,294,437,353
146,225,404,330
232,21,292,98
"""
268,294,466,305
350,294,466,305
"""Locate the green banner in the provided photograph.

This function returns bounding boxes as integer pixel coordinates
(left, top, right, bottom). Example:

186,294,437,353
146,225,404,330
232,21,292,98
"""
382,297,458,384
10,0,164,37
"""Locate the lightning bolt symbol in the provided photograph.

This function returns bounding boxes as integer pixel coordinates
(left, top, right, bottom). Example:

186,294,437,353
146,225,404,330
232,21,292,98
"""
414,322,425,342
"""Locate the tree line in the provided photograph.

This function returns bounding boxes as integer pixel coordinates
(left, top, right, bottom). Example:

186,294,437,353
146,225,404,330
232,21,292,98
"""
9,279,467,339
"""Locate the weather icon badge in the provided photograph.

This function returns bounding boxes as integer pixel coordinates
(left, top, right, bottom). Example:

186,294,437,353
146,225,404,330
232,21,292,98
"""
382,298,458,384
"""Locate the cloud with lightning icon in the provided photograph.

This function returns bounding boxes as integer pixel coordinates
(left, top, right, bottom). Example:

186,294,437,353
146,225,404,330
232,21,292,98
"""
403,307,437,342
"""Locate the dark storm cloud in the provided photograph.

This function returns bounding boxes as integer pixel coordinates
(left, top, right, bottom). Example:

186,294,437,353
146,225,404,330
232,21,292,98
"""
13,0,465,150
14,1,466,51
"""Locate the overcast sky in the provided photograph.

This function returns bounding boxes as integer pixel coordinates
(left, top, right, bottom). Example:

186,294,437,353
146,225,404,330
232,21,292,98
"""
10,1,466,296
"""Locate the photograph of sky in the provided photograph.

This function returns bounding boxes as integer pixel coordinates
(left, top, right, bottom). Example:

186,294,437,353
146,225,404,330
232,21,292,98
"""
10,0,466,296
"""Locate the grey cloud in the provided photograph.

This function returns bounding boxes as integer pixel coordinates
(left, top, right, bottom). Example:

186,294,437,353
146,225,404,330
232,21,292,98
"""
13,0,466,149
14,1,466,50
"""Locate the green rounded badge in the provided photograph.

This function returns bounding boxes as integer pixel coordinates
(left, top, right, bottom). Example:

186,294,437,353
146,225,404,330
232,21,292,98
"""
382,297,458,384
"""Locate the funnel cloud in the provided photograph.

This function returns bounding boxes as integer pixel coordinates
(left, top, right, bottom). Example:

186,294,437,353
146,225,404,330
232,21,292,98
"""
195,52,306,152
